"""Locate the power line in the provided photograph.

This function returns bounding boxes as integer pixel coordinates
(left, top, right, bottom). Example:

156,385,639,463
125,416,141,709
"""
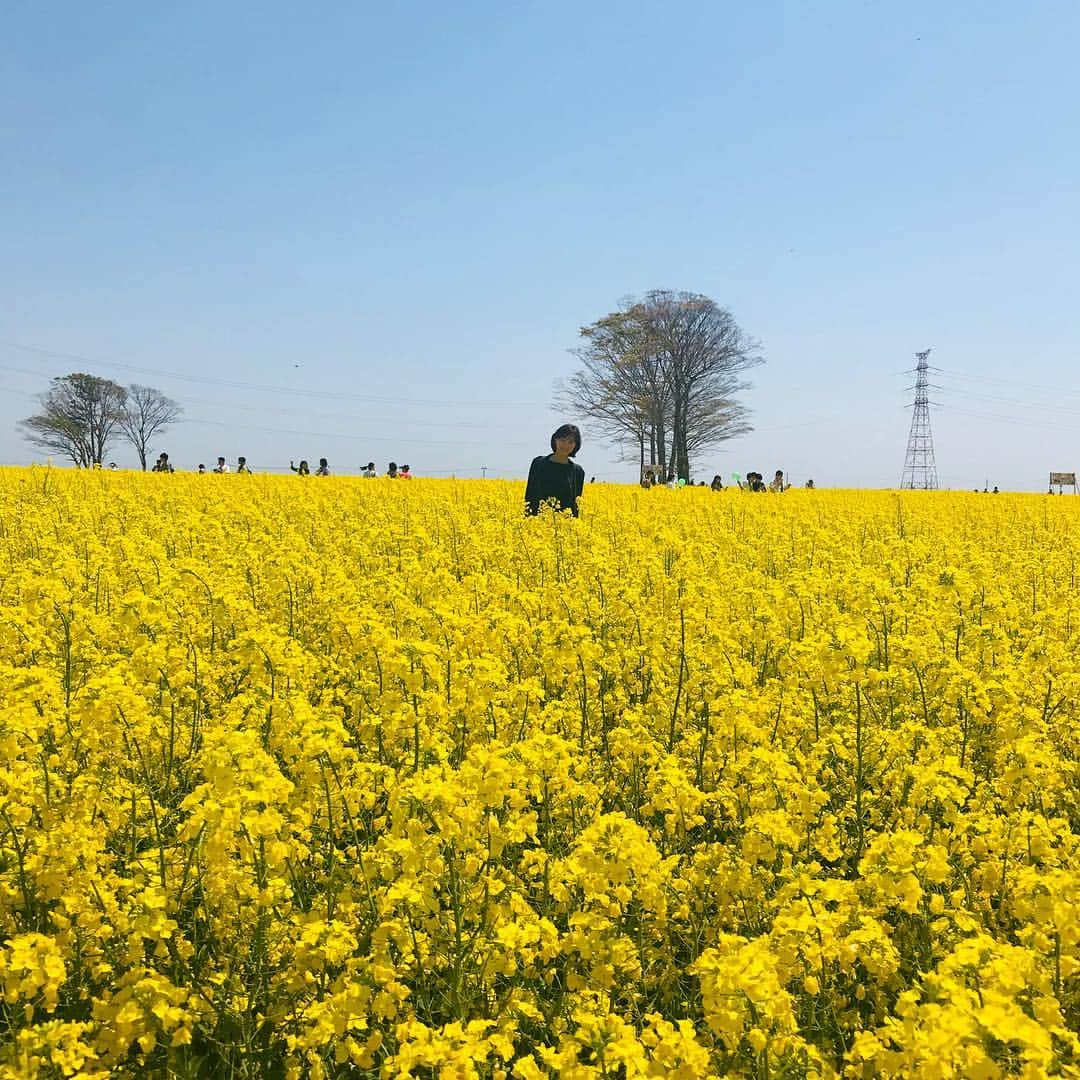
937,368,1080,399
184,416,537,448
0,381,537,448
0,363,534,433
937,385,1080,417
941,405,1080,433
0,339,541,409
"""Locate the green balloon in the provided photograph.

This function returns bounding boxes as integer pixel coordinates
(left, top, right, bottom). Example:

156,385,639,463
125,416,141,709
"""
677,478,686,487
731,472,742,481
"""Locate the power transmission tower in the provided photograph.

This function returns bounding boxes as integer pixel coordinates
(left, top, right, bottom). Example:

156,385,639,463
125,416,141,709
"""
900,349,940,489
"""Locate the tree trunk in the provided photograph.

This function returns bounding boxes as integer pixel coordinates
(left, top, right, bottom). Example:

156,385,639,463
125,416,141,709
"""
671,396,687,481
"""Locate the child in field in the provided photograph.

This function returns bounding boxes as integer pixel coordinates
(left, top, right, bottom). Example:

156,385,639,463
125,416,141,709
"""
315,458,329,476
290,460,310,475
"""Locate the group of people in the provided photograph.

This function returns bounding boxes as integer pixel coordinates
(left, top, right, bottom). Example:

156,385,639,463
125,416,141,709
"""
128,427,802,524
741,470,788,492
142,455,413,477
147,453,269,474
522,424,819,519
639,467,803,493
289,458,330,476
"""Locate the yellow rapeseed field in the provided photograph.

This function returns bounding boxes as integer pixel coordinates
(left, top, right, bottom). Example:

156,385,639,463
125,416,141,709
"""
0,467,1078,1078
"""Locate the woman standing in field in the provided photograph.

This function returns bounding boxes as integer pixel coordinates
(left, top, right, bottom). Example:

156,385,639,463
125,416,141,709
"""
525,423,585,516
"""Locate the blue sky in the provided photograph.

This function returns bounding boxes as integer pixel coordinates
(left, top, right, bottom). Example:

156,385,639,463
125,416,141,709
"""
2,1,1079,488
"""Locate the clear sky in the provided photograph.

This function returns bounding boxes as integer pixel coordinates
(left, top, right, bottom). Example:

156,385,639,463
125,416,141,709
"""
3,1,1079,489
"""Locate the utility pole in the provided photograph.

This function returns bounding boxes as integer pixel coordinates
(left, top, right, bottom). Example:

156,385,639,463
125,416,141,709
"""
900,349,940,490
481,465,488,479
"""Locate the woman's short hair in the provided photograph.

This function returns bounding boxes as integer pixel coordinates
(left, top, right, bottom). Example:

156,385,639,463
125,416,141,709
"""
550,423,582,456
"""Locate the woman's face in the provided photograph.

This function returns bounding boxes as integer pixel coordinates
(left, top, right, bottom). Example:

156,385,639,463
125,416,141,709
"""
554,434,576,456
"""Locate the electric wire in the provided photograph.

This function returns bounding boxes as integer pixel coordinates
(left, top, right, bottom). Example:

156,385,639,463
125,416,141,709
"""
0,340,541,408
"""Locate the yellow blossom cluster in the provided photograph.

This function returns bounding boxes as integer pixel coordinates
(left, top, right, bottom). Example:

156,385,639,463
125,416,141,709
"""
0,466,1078,1077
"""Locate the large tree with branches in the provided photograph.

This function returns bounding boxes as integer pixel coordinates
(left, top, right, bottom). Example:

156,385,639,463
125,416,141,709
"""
120,384,183,470
555,305,672,473
19,373,129,467
557,291,760,480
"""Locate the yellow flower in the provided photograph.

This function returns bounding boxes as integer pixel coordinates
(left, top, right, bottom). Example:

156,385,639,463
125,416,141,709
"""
2,472,1079,1074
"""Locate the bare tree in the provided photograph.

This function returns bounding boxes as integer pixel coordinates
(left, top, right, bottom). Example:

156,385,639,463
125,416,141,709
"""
642,290,761,480
555,305,671,474
120,384,183,470
19,373,128,467
557,292,760,480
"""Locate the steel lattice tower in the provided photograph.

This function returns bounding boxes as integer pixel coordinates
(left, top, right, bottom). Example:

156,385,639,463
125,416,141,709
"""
900,349,939,489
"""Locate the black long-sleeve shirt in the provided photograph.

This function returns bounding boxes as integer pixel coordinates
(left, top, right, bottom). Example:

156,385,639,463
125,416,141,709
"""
525,455,585,516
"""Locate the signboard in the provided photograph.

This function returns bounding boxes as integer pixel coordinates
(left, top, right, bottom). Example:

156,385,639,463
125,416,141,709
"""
1049,472,1079,494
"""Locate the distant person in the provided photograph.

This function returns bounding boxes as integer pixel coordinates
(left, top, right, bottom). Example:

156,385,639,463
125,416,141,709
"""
525,423,585,516
363,461,377,478
236,456,252,474
213,457,229,474
315,458,329,476
992,485,999,493
387,462,399,478
108,462,118,470
155,453,175,473
745,471,765,492
640,469,655,490
197,464,206,474
805,478,814,489
769,469,785,492
711,474,724,492
290,459,310,475
399,464,412,479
